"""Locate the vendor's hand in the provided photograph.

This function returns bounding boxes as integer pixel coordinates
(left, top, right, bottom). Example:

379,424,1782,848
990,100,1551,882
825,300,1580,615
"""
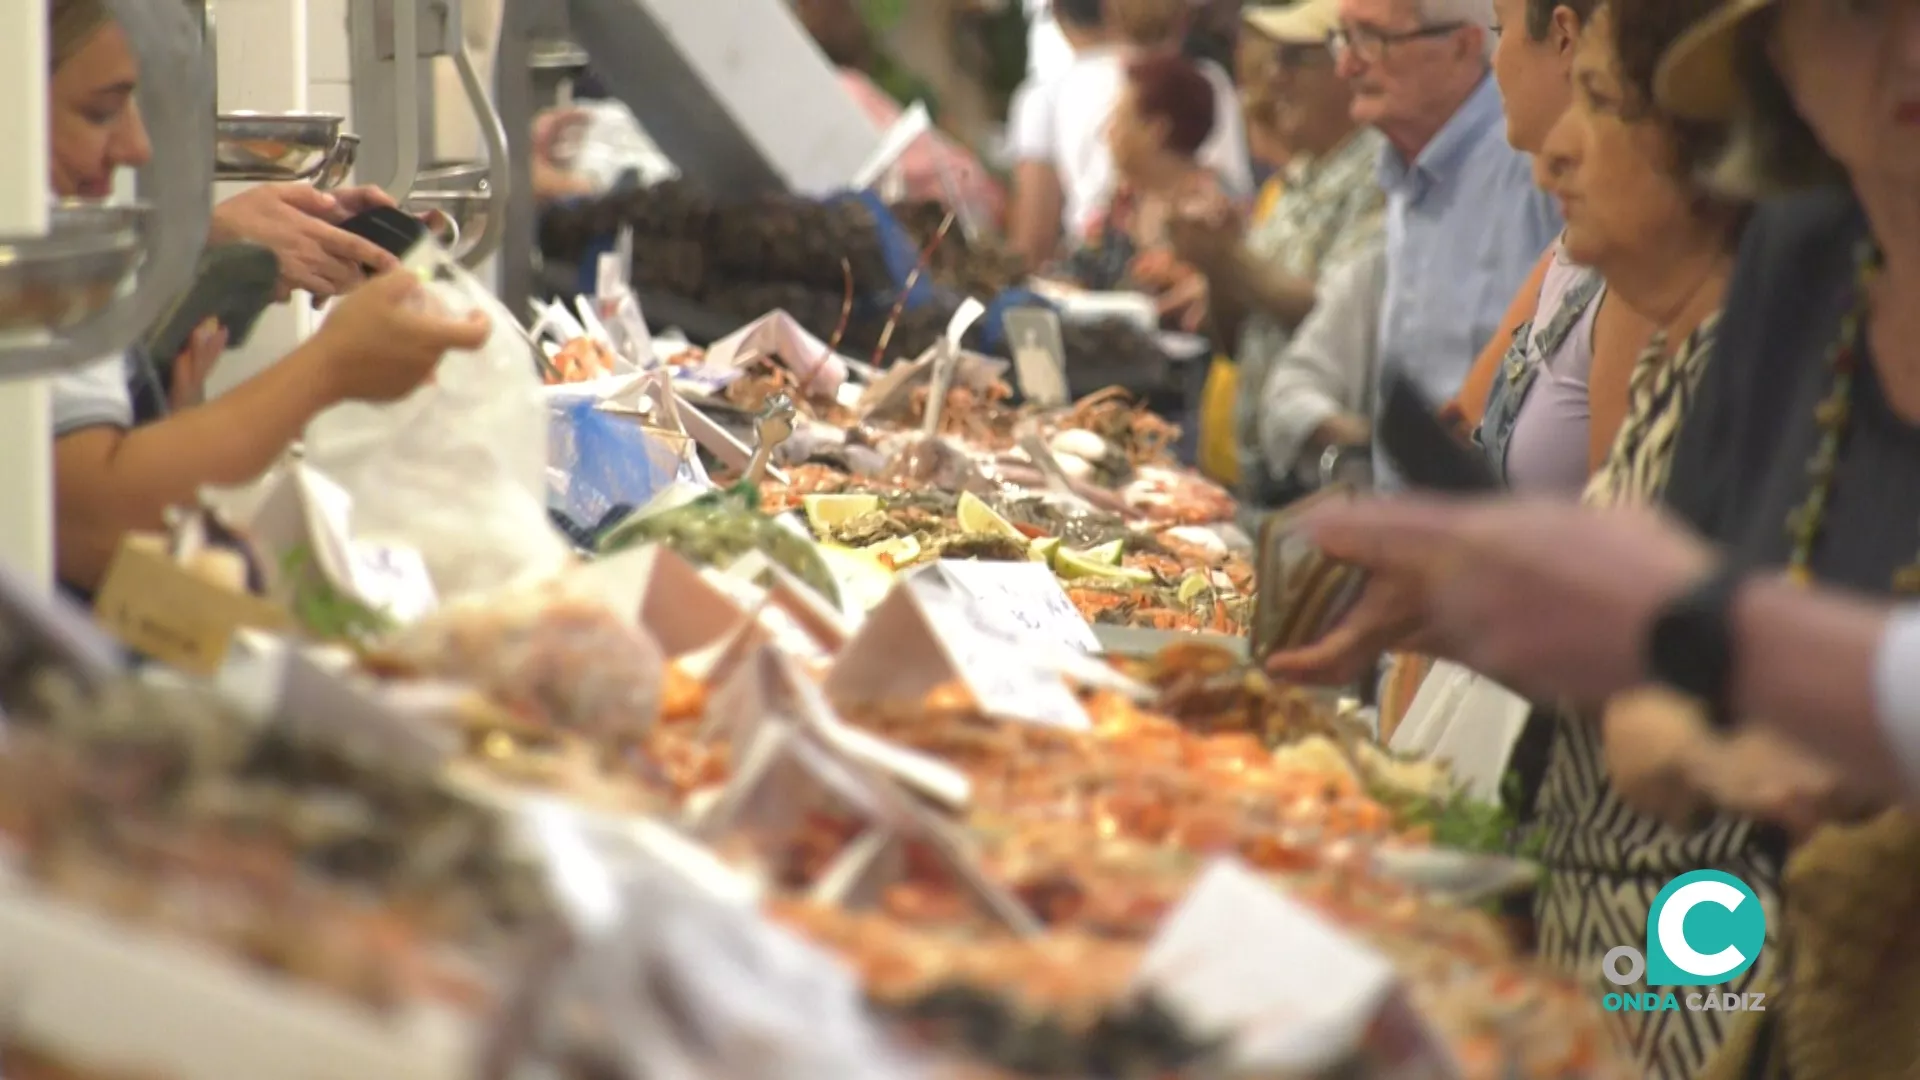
1292,495,1721,704
167,317,229,410
1601,687,1717,831
305,268,491,403
209,183,399,302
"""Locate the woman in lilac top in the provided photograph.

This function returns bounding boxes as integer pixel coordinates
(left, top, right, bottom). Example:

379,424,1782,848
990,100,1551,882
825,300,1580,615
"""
1476,243,1604,493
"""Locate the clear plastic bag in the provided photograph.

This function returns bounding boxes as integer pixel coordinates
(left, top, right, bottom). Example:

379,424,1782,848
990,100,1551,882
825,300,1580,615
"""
301,244,572,599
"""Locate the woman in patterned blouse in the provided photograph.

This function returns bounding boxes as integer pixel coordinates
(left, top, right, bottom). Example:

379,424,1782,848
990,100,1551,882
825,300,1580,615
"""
1522,4,1789,1077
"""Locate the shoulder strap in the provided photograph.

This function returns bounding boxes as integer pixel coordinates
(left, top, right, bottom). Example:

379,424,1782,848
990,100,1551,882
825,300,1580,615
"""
1530,269,1605,359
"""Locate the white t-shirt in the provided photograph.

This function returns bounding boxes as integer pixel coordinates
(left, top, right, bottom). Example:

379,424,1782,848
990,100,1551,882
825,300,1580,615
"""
1024,0,1074,82
1011,49,1253,241
52,354,135,437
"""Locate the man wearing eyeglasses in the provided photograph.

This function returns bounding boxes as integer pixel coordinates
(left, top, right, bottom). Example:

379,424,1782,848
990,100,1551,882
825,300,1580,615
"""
1269,0,1561,491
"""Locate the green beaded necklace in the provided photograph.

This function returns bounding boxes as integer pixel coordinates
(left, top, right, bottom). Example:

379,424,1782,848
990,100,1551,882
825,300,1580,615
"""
1783,240,1903,589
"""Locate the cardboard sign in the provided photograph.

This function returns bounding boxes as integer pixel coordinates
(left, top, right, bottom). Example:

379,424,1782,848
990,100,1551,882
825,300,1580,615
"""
93,539,291,677
240,464,439,625
702,311,850,401
702,643,970,810
1134,860,1453,1075
1002,306,1070,407
824,575,1092,731
561,545,747,657
926,559,1099,653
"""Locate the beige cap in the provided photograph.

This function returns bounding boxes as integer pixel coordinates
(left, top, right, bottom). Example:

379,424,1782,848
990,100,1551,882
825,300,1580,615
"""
1243,0,1341,46
1655,0,1774,121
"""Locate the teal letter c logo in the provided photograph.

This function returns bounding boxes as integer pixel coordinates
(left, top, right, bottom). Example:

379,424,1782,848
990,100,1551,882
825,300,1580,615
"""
1646,870,1766,987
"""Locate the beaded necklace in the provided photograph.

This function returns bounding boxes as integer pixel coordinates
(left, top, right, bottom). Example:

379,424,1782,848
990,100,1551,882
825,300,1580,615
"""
1783,240,1906,589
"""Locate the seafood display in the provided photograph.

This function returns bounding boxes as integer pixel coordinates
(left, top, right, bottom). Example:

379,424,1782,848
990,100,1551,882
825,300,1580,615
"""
5,166,1636,1080
0,672,548,1011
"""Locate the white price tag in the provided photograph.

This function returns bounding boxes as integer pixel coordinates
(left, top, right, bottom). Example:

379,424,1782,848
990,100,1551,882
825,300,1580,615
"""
344,542,438,624
1002,307,1069,407
925,560,1098,652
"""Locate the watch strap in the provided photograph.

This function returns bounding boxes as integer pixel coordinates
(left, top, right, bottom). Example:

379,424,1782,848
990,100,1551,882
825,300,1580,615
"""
1646,566,1744,730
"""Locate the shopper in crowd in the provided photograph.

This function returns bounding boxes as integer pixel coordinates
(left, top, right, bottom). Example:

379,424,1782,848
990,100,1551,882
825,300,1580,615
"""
1290,494,1919,810
1610,0,1920,1073
1273,2,1767,1073
792,0,1006,228
1251,0,1559,494
1006,0,1251,268
47,0,490,595
1169,0,1385,508
1061,51,1222,306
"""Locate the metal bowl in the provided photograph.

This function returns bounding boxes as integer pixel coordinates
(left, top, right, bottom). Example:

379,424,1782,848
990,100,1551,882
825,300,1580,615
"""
0,201,150,338
312,132,360,190
404,162,490,255
214,111,345,182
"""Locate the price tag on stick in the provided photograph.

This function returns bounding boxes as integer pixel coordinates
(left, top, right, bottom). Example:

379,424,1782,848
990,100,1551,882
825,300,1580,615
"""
1002,307,1069,407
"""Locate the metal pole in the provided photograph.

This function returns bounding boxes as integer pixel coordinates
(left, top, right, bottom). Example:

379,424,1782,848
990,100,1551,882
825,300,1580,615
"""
493,0,538,318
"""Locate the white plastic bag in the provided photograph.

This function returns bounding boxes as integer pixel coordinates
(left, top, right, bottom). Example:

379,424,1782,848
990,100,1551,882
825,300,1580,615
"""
1391,660,1532,804
301,243,572,598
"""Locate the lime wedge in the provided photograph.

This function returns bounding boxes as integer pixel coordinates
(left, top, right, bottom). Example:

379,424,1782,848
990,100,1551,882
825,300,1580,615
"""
1028,537,1063,564
803,493,881,534
864,534,925,569
956,491,1028,543
1077,539,1124,565
1055,549,1156,583
1176,571,1212,604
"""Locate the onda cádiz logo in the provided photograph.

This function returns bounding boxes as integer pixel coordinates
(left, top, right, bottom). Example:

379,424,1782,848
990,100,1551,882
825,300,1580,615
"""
1600,870,1768,1015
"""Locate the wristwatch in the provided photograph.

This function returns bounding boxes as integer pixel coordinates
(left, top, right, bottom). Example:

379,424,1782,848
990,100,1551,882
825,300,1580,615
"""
1317,443,1372,489
1644,566,1745,729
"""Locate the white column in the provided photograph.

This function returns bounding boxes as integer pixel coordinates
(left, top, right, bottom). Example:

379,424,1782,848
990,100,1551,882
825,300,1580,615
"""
0,0,55,586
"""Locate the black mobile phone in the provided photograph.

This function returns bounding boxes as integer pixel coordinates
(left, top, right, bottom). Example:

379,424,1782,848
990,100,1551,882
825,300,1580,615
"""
337,206,428,269
1377,366,1499,493
142,243,282,366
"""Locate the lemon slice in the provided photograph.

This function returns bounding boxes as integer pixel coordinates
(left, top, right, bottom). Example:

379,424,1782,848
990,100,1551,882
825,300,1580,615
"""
864,534,925,569
956,491,1028,542
1028,536,1063,564
1176,571,1212,604
1077,539,1124,565
816,543,897,613
803,493,881,534
1054,549,1156,584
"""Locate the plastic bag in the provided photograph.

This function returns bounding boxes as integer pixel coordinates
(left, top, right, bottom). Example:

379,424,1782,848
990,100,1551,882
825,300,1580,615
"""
301,243,571,599
549,399,689,527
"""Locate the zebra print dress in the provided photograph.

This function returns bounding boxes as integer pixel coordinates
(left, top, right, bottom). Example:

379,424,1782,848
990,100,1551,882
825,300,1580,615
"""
1536,314,1785,1078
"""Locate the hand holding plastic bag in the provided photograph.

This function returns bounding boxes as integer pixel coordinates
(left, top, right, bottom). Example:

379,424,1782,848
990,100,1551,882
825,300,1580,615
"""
302,246,572,598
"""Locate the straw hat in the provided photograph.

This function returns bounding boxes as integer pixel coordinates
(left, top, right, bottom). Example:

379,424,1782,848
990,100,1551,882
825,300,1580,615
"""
1243,0,1342,46
1656,0,1774,121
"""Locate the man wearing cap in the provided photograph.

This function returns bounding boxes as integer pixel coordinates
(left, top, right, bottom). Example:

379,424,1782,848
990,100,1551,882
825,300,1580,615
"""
1266,0,1561,491
1170,0,1386,508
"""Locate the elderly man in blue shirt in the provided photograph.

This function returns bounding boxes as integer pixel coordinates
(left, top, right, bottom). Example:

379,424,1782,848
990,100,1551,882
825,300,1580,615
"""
1258,0,1560,489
